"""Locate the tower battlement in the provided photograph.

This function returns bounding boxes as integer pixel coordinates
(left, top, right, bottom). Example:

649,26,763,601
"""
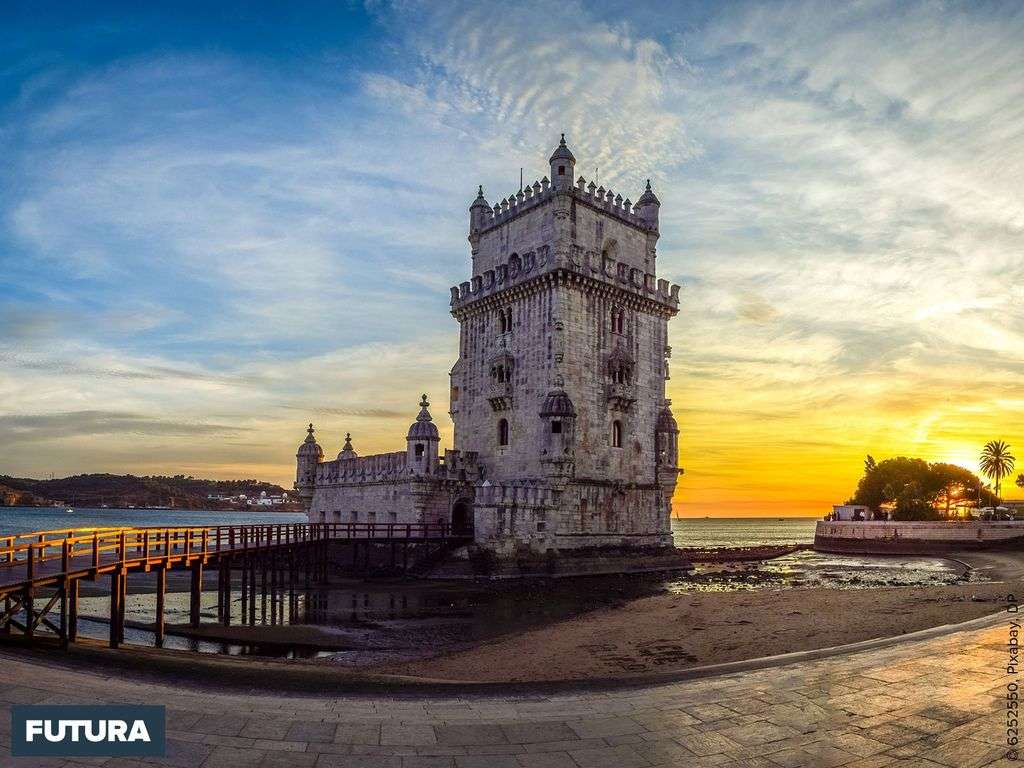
471,177,656,237
449,249,680,313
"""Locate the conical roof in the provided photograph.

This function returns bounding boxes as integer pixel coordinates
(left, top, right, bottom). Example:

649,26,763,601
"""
637,178,660,206
540,389,576,417
297,423,324,459
337,432,357,460
549,134,576,164
407,394,440,440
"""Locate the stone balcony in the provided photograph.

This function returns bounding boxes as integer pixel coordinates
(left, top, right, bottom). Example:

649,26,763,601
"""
606,381,636,411
487,380,513,411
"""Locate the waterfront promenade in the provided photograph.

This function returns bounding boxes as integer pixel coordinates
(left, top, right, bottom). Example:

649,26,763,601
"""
0,616,1014,767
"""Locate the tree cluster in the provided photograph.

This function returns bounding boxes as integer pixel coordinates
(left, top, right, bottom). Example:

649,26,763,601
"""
850,456,997,521
0,473,291,509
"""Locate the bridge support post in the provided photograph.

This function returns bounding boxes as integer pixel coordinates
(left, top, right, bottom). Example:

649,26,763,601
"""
109,570,122,649
222,559,232,627
24,588,34,640
189,561,203,628
271,551,279,625
288,548,296,624
59,580,68,650
155,565,166,647
240,556,248,626
2,595,10,634
68,579,78,643
260,557,268,624
249,555,257,625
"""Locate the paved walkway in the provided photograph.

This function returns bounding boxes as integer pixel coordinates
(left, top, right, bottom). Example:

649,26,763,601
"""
0,618,1017,768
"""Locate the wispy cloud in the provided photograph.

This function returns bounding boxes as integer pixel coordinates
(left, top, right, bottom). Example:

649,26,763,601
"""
1,0,1022,512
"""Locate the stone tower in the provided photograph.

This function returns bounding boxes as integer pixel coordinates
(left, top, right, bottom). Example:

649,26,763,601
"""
449,137,681,554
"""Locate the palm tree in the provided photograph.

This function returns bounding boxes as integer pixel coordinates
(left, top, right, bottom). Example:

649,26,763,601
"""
980,440,1015,502
1017,473,1024,491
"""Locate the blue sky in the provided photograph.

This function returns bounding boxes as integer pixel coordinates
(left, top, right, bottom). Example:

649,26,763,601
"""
2,1,1022,511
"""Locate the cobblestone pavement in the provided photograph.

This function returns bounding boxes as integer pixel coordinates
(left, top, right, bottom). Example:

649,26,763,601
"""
0,619,1018,768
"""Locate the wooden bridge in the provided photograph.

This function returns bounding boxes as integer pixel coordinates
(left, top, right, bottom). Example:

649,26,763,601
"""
0,522,467,650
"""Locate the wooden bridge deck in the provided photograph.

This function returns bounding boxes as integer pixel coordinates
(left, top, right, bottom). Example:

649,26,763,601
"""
0,522,468,650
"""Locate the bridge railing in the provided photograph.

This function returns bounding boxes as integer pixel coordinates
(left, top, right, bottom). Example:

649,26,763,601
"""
0,521,460,574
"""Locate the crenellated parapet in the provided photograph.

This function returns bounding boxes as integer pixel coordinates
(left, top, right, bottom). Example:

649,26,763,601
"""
315,451,409,486
473,177,554,234
474,481,556,508
450,243,680,316
471,178,657,237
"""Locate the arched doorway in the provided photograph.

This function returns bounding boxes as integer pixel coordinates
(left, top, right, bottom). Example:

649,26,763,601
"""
451,499,474,536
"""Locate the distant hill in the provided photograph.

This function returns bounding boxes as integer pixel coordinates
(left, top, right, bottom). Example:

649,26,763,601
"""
0,473,299,511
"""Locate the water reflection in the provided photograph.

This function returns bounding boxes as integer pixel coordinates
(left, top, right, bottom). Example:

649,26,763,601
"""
59,551,980,662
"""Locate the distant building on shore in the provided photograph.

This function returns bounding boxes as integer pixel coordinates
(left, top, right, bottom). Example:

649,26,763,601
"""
296,138,682,556
829,504,874,521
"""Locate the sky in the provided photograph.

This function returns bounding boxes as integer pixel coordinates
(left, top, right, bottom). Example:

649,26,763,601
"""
1,0,1022,516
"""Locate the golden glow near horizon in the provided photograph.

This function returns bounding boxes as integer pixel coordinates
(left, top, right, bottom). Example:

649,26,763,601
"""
2,3,1022,518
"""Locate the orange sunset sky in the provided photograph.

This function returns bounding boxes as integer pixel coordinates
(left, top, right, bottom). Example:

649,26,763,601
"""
2,3,1022,516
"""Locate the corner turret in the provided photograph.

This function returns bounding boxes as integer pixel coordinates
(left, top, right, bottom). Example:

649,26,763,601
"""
540,389,577,478
469,185,490,234
549,134,576,191
295,423,323,508
406,394,440,474
635,178,660,230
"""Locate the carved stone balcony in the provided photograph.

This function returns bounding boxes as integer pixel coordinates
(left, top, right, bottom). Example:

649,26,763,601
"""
488,380,513,411
606,381,636,411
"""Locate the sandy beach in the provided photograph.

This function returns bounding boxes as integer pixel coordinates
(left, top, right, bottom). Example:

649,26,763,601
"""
373,580,1011,681
30,548,1023,685
363,549,1024,682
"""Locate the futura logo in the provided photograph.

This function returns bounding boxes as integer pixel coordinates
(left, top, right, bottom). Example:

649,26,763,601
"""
11,705,165,757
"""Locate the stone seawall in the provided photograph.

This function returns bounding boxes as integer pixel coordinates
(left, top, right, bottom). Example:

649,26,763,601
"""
814,520,1024,554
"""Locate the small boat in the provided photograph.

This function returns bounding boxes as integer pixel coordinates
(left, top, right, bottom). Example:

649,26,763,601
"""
64,507,74,514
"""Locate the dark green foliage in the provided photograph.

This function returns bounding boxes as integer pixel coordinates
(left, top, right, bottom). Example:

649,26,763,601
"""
0,473,290,509
849,456,996,520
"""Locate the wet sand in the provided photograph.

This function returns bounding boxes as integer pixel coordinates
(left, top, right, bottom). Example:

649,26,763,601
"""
373,581,1012,681
366,549,1023,682
44,548,1024,684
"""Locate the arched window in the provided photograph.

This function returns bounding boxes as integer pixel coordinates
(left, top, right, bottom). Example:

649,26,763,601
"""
612,420,623,448
610,306,625,334
498,309,508,334
498,418,509,446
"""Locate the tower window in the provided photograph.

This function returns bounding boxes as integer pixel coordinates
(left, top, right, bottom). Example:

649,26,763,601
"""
415,443,424,459
498,418,509,446
612,420,623,448
611,306,625,334
551,420,562,434
498,307,513,334
558,165,565,175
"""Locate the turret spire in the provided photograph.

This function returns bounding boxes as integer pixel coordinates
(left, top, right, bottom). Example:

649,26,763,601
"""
338,431,357,460
416,394,432,422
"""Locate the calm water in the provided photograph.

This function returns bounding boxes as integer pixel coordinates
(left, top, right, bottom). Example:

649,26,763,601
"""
2,507,971,661
670,517,817,547
1,506,816,547
0,506,307,537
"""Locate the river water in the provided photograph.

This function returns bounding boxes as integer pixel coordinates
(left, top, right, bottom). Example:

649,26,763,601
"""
0,507,818,546
1,508,969,661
